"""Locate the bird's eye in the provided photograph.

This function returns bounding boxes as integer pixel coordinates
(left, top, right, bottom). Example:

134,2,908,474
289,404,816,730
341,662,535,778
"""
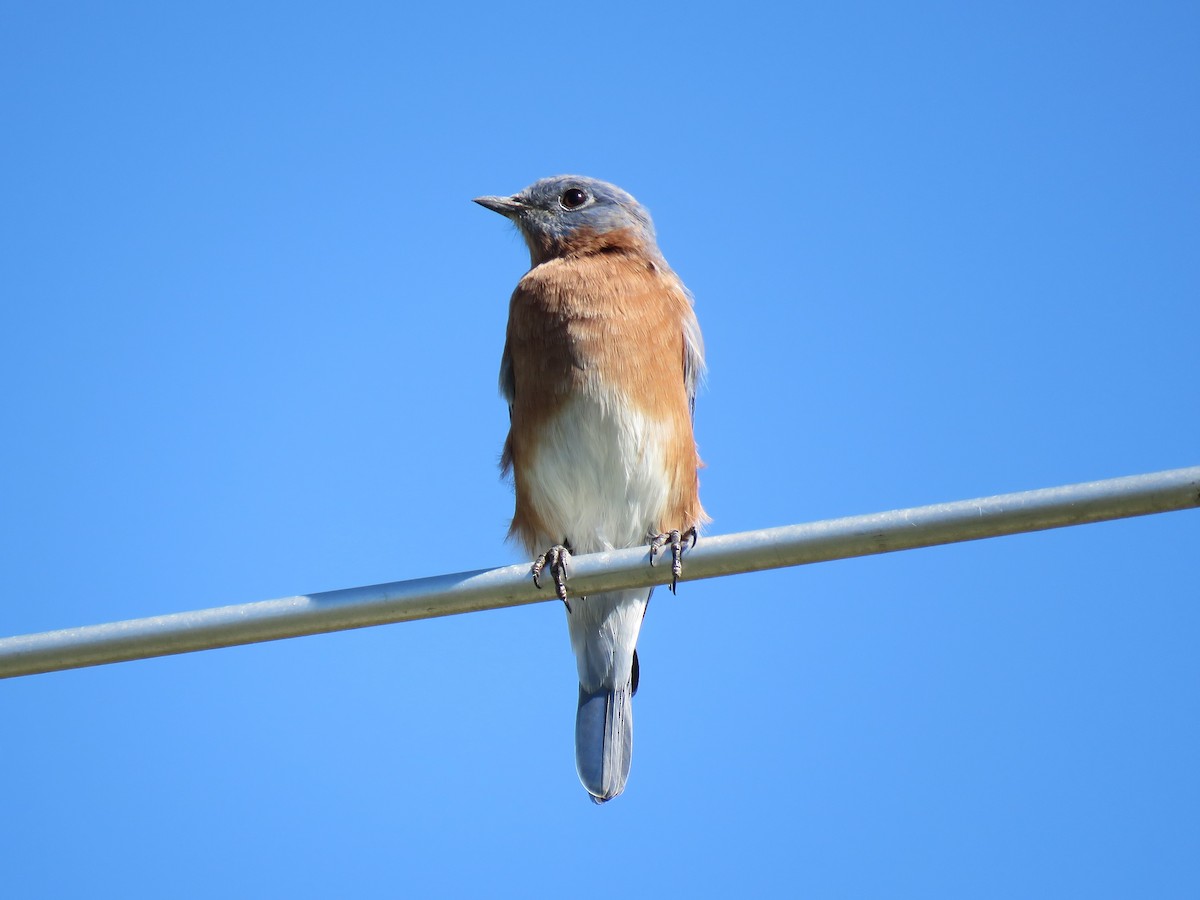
560,188,588,210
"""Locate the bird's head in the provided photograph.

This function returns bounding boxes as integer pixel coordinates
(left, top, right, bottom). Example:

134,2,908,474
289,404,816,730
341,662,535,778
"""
475,175,658,266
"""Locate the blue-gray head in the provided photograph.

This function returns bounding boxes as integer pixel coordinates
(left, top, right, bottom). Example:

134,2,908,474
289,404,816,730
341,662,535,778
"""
474,175,659,266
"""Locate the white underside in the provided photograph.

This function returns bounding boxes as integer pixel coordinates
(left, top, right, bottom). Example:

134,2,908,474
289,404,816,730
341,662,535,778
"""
524,390,670,689
524,390,671,554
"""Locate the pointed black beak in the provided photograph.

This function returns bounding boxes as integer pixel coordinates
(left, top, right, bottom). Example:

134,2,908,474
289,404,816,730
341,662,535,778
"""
474,194,527,218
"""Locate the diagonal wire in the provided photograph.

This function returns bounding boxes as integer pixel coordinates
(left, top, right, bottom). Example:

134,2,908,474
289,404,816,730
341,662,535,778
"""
1,466,1197,679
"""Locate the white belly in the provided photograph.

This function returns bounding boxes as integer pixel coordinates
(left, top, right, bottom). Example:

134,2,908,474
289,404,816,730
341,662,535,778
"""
523,391,670,554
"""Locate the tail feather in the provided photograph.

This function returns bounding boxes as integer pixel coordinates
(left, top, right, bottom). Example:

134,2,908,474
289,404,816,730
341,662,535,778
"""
575,683,633,803
567,588,650,803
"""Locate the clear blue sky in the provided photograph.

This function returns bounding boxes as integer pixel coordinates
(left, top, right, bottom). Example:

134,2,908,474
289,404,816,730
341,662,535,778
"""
3,3,1197,897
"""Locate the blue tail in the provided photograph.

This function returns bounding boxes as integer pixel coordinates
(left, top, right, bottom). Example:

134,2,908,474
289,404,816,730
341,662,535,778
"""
566,588,650,803
575,681,633,803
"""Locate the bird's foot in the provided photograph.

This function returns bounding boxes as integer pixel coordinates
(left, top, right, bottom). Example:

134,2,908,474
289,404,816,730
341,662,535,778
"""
531,544,572,605
649,527,697,594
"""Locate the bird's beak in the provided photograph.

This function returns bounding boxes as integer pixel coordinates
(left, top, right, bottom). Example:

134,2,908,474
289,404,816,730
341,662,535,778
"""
474,194,527,218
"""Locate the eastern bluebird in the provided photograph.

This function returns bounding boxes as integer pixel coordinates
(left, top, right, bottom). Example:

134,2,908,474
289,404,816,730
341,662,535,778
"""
475,176,706,803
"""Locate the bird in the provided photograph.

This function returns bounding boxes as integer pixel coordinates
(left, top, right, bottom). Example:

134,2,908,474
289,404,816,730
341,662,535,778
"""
475,175,706,803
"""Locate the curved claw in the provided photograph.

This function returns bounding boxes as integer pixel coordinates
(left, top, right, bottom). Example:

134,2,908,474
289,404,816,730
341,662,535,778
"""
649,527,698,594
531,544,572,605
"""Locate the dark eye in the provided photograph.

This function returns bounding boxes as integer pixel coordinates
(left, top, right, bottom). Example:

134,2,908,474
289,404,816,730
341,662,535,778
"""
560,188,588,210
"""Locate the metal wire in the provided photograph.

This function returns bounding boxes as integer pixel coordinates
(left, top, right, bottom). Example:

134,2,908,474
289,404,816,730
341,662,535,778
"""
2,466,1197,679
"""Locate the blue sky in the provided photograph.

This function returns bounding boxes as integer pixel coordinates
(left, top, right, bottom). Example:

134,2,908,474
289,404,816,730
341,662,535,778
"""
2,2,1197,897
